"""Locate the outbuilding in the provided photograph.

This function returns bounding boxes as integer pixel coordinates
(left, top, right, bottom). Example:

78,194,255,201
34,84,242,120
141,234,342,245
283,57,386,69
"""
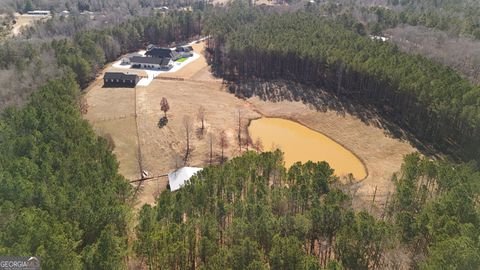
168,167,203,192
175,45,194,57
103,72,139,87
60,10,70,17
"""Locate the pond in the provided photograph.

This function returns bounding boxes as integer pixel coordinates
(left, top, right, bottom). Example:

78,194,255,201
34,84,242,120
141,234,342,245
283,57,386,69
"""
248,118,367,179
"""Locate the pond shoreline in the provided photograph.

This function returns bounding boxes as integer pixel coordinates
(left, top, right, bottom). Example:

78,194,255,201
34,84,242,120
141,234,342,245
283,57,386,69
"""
247,116,369,182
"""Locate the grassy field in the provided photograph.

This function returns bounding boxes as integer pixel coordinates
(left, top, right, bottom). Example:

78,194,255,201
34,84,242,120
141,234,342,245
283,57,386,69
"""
11,13,50,36
83,41,415,211
175,57,189,63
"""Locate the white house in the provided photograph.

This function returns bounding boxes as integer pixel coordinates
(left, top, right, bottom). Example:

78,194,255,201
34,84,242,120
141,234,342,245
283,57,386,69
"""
168,167,203,192
130,56,173,70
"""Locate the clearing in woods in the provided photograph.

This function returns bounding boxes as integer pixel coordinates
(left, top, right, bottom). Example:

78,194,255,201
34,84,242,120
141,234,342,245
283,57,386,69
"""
83,41,415,211
11,13,50,36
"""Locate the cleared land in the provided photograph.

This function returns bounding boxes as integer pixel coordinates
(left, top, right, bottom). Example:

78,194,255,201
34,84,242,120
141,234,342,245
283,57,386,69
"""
83,42,415,210
11,13,50,36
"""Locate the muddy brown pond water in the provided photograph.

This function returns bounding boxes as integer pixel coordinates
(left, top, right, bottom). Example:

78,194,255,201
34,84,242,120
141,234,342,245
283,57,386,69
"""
248,118,367,180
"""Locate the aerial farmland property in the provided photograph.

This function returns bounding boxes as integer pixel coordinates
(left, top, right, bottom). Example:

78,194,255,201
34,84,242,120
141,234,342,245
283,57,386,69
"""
83,40,414,209
1,1,479,269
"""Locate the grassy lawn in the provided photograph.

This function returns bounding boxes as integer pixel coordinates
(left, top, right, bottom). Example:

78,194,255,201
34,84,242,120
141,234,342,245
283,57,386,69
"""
175,57,188,63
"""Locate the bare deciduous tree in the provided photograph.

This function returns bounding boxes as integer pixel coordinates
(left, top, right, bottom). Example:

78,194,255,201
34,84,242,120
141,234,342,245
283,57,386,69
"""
183,115,193,164
197,105,206,134
253,137,264,152
103,133,116,151
218,130,229,164
160,97,170,118
208,132,215,165
242,136,252,151
237,108,243,152
171,148,183,170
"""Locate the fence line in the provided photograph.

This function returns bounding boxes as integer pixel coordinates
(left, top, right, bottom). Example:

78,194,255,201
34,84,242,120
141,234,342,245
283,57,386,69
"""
90,113,136,123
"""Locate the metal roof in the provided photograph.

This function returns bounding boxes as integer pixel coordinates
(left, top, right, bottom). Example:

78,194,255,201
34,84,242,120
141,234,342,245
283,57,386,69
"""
168,167,203,191
103,72,138,80
130,56,172,65
145,47,179,58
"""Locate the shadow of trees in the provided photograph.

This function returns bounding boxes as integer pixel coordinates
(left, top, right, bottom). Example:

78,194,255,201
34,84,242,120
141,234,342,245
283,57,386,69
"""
226,79,439,157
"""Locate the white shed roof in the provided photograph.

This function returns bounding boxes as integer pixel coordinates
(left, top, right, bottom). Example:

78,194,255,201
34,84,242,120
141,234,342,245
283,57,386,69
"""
168,167,203,191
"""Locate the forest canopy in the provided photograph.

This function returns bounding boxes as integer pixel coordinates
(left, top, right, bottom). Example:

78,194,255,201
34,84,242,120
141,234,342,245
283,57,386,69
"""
0,3,479,269
135,151,480,269
205,9,480,161
0,10,203,269
0,74,131,269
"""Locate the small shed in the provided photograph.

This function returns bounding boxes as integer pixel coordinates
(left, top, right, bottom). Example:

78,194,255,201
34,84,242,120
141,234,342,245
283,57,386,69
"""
60,10,70,17
168,167,203,192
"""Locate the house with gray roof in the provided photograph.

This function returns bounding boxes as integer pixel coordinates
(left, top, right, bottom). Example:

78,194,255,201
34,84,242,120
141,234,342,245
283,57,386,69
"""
145,46,180,60
130,56,173,70
103,72,140,87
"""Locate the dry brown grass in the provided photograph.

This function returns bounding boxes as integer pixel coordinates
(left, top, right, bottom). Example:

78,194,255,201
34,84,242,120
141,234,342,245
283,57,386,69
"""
83,42,415,210
11,13,50,36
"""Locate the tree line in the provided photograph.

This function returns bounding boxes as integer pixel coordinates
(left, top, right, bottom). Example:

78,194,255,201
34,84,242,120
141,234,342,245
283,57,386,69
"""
309,0,480,40
0,73,132,269
301,1,480,85
135,151,391,269
388,152,480,268
54,10,202,88
360,4,480,40
0,0,202,14
0,10,203,109
205,8,480,162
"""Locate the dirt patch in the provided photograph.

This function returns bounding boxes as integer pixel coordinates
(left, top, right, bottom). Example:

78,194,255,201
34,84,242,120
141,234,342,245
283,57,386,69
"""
85,63,258,207
134,79,258,205
83,42,415,211
156,42,219,82
93,118,140,180
11,13,50,36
